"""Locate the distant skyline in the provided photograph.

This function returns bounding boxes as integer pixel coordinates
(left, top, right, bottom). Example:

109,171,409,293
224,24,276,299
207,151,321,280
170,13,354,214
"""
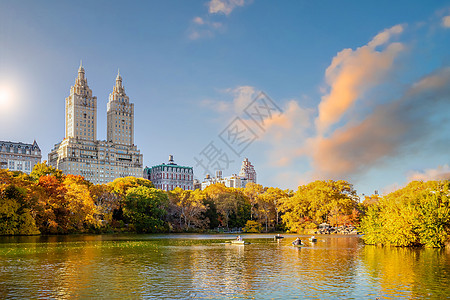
1,0,449,196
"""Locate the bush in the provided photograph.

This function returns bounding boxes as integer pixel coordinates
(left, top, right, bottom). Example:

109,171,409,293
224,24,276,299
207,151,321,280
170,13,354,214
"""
243,220,262,233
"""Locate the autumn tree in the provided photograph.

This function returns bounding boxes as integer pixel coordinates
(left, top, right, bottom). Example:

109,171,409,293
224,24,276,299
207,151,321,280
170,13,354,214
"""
243,182,265,220
89,184,120,225
30,161,63,182
204,183,250,229
280,180,358,232
360,180,450,248
108,176,154,198
168,188,208,230
63,175,98,231
258,187,291,231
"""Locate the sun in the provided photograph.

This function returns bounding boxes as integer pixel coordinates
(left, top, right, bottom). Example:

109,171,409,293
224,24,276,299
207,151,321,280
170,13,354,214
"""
0,87,12,108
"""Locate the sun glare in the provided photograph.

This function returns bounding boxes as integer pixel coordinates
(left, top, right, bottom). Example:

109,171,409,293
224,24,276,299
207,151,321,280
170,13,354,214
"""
0,88,10,105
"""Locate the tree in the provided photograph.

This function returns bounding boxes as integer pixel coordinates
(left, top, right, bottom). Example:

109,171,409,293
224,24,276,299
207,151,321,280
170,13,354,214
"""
108,176,154,198
30,161,63,182
243,220,262,233
0,184,39,235
63,174,98,231
258,187,291,231
168,188,208,230
280,180,358,233
90,184,120,225
360,180,450,248
204,184,251,229
243,183,265,220
123,186,168,233
35,174,68,234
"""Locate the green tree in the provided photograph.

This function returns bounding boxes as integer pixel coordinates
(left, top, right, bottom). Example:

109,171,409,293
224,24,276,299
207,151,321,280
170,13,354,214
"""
123,186,168,233
0,184,39,235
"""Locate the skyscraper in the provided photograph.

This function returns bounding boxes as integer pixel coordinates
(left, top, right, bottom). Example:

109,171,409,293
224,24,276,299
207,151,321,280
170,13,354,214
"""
107,70,134,145
49,63,143,184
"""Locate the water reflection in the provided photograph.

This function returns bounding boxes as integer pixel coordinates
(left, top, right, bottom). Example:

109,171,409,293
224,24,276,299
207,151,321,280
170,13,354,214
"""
360,245,450,299
0,234,449,299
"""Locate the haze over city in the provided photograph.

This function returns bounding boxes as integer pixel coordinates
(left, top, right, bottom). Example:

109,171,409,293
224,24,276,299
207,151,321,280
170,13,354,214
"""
1,0,449,195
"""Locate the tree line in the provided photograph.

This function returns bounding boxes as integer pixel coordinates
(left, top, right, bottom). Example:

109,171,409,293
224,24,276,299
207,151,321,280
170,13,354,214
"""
1,163,449,247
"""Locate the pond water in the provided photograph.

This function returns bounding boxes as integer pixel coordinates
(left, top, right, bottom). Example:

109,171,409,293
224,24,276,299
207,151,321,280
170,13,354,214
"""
0,234,449,299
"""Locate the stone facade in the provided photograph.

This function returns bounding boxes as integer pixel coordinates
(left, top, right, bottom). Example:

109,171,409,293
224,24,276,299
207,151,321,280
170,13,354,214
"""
144,155,194,191
48,64,143,184
0,140,41,174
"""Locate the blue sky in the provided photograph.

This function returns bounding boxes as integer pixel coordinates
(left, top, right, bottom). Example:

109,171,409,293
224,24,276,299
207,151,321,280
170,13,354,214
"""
1,0,449,196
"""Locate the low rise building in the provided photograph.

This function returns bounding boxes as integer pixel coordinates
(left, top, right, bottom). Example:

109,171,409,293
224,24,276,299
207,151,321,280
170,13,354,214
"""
0,140,41,174
144,155,194,191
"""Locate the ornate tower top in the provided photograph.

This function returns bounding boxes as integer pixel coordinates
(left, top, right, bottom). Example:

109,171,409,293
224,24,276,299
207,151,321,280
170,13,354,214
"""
113,68,125,96
107,69,134,145
66,63,97,141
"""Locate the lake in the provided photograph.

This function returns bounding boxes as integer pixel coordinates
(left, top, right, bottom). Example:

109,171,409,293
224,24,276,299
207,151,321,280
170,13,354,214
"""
0,234,449,299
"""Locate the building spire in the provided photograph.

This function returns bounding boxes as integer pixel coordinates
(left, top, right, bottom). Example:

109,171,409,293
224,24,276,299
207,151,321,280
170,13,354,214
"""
77,60,85,80
115,68,123,90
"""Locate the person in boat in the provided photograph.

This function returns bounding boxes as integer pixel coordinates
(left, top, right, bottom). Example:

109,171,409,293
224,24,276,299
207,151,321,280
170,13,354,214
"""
237,235,242,241
292,238,302,246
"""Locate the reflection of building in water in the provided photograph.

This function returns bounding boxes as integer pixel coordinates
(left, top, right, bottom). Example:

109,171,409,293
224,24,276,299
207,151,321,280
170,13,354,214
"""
0,140,41,174
200,158,257,190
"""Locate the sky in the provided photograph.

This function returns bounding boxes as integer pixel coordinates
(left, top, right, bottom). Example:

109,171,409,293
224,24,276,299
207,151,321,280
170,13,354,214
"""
0,0,449,196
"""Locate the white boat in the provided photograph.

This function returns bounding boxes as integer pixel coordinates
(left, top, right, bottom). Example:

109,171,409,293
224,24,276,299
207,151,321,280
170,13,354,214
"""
231,240,245,244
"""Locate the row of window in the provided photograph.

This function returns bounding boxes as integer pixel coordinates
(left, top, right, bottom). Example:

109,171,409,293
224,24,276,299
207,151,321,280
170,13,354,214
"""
0,149,39,155
157,184,193,191
153,173,193,180
152,167,193,173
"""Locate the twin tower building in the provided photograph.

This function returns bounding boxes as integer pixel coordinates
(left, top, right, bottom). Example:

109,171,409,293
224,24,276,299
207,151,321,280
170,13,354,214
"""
48,64,143,184
49,63,257,189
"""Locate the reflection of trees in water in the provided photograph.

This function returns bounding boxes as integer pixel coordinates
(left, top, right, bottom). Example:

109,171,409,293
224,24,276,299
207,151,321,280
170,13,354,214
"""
361,245,450,299
1,236,449,298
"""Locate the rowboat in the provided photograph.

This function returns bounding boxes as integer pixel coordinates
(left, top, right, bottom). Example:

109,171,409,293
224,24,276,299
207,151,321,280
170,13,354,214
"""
309,237,317,242
231,240,246,245
227,240,250,245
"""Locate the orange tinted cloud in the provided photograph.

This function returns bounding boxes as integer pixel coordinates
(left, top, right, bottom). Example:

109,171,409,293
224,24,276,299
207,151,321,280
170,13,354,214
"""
308,67,450,179
316,25,404,134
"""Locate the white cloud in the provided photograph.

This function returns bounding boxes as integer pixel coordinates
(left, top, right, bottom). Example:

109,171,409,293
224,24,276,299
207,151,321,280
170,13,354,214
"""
208,0,248,15
188,16,225,40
